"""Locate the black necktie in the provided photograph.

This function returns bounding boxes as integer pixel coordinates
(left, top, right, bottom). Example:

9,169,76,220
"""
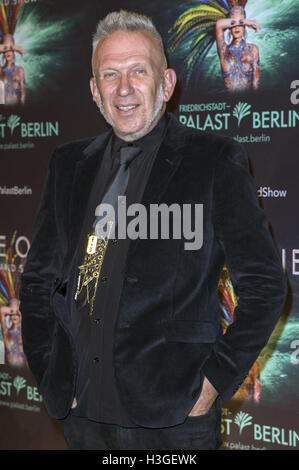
94,145,141,236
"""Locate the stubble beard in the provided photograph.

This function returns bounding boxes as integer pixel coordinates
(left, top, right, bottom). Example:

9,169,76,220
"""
96,81,165,141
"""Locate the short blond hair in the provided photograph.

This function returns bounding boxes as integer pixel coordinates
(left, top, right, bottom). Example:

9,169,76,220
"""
92,10,167,69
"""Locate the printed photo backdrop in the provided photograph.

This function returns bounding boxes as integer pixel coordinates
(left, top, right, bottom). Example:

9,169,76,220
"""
0,0,298,450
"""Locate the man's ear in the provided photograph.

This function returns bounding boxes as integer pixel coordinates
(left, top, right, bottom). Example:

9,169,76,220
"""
90,76,100,106
163,68,177,103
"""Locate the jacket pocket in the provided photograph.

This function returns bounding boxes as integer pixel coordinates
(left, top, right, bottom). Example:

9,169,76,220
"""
162,320,218,343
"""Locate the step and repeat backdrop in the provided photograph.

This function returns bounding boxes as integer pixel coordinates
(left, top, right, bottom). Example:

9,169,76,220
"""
0,0,298,450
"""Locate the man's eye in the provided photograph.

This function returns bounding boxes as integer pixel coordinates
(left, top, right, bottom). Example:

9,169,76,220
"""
104,72,117,80
135,69,145,75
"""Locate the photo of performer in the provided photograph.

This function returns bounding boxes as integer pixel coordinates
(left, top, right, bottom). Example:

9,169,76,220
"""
0,299,26,367
0,231,26,367
0,34,25,105
0,1,25,105
216,3,260,91
168,0,261,91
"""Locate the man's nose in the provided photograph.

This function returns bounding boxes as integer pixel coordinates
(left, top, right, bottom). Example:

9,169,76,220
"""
117,73,134,96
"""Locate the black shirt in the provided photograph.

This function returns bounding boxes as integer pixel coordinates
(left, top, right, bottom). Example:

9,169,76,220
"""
70,113,168,426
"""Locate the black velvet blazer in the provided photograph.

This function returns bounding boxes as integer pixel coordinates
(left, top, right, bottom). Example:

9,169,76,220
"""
20,113,286,427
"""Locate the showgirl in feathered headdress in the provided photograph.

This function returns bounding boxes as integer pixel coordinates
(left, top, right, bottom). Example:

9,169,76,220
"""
0,231,26,367
168,0,261,91
0,1,25,104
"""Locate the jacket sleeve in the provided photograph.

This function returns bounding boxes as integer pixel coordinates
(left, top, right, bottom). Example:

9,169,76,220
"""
20,150,63,387
202,139,287,402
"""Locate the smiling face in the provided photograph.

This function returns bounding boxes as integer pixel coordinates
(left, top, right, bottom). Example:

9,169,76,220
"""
90,30,176,141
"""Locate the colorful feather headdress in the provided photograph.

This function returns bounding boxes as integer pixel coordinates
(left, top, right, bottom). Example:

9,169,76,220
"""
0,231,24,307
0,1,24,38
168,0,248,85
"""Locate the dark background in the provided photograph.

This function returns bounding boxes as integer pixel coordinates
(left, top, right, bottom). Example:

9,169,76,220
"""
0,0,298,450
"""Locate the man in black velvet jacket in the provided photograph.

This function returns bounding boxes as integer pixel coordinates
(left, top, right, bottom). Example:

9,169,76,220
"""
20,10,286,450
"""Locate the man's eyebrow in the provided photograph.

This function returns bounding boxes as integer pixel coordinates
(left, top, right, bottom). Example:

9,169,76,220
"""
99,61,150,70
130,62,148,68
99,67,119,71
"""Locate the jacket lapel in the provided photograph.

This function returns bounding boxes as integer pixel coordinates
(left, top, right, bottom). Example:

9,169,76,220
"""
65,130,112,267
65,114,188,266
142,138,185,206
127,114,188,256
